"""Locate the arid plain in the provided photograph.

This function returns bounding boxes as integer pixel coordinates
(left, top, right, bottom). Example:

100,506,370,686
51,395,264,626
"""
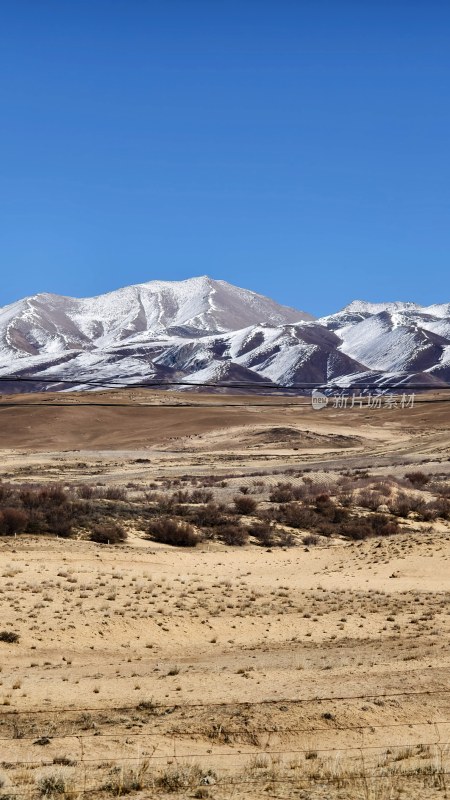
0,390,449,799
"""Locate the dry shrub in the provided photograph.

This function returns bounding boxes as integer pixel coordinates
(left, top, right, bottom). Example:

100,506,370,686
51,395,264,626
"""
420,498,450,521
77,484,94,499
406,471,429,487
172,488,214,504
0,482,13,502
276,503,318,530
148,518,199,547
340,514,399,540
269,483,305,503
0,507,29,536
189,489,214,503
44,506,75,537
104,486,127,501
302,534,320,546
357,489,384,511
218,524,249,546
233,495,257,515
89,523,127,544
0,631,20,643
248,522,276,547
388,492,425,517
187,502,230,528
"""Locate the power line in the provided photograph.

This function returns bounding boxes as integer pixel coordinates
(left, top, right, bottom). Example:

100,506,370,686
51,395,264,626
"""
0,374,449,391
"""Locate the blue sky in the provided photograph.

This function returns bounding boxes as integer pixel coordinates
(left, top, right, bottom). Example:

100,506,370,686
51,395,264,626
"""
1,0,449,316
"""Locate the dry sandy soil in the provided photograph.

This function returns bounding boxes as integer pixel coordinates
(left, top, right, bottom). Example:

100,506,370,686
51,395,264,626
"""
0,390,449,799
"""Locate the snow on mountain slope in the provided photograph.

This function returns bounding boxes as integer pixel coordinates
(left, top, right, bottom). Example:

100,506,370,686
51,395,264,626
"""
0,276,311,361
0,284,449,391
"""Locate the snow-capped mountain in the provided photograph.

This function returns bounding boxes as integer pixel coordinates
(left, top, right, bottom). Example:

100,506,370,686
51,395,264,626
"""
0,280,448,392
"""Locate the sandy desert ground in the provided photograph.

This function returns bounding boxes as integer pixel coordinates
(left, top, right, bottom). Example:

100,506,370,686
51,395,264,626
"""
0,390,449,799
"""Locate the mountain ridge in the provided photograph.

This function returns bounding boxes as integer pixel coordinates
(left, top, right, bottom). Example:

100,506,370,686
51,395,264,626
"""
0,277,448,392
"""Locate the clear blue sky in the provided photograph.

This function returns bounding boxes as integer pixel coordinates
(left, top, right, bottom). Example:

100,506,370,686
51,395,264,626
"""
1,0,449,316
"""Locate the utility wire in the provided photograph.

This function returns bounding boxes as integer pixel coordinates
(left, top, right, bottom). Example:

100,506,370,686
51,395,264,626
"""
0,375,448,391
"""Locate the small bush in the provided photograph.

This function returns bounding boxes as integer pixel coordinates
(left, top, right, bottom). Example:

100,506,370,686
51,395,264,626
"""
357,489,383,511
104,486,127,501
269,483,304,503
233,496,257,515
406,471,429,487
187,503,230,528
77,485,94,499
248,522,276,547
156,765,202,792
0,508,29,536
148,518,199,547
189,489,214,504
302,534,319,546
277,503,317,530
37,772,67,797
218,524,249,546
0,631,19,644
89,523,127,544
388,492,425,517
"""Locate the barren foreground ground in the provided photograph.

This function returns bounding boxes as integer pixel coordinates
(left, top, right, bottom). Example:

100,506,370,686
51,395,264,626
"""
0,391,449,799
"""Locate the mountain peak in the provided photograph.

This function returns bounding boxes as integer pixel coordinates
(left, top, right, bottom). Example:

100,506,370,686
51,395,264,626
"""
0,280,448,391
342,300,422,314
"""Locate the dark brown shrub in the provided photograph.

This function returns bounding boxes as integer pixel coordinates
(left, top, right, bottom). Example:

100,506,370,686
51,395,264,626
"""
0,507,29,536
38,486,68,507
248,522,275,547
0,482,13,503
338,519,369,540
278,503,317,530
45,507,74,537
218,525,248,546
187,503,230,528
172,490,190,503
0,631,19,643
423,498,450,520
189,489,214,504
406,471,429,487
369,514,399,536
89,523,127,544
277,530,296,547
302,534,320,546
388,492,425,517
269,483,304,503
357,490,384,511
233,496,257,515
148,518,199,547
77,485,94,499
104,486,127,501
